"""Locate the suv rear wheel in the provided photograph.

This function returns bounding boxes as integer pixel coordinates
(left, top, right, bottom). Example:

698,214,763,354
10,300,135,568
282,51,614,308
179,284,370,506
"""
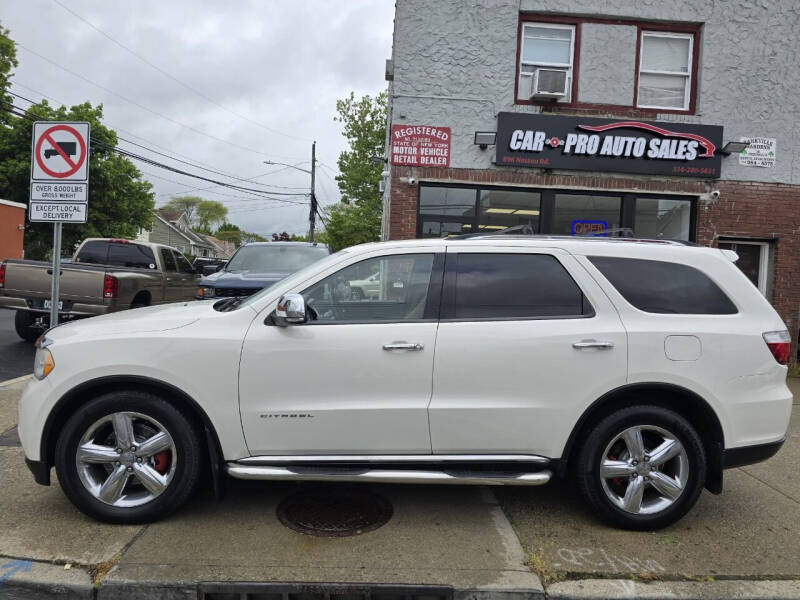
55,390,202,523
575,405,706,530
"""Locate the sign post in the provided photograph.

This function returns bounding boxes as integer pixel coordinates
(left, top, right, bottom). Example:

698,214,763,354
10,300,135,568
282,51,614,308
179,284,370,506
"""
29,121,90,326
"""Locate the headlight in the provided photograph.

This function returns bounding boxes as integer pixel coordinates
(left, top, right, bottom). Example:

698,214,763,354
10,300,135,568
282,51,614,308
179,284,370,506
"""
196,286,215,299
33,344,55,380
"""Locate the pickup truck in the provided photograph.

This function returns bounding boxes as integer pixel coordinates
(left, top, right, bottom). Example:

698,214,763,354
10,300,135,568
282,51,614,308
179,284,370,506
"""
0,238,200,341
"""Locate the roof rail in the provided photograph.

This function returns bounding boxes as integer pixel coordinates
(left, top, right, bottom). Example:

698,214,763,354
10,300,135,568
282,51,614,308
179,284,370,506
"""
448,224,698,246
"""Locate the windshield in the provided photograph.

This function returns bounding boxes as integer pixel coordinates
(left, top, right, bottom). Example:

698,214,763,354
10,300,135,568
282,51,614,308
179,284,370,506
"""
225,245,329,273
238,249,349,309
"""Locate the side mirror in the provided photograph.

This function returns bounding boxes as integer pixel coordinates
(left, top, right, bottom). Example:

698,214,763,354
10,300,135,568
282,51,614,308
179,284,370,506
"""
273,293,306,327
202,264,220,276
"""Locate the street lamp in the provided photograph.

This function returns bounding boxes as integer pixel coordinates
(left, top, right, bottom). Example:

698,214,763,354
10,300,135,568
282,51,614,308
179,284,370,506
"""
263,142,318,242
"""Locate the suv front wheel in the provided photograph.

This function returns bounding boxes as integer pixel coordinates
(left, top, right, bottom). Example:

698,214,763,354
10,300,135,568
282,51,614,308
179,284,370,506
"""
575,405,706,530
55,390,202,523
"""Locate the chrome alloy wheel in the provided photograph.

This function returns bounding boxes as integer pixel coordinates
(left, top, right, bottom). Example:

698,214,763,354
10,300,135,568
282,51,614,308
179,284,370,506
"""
75,412,178,508
599,425,689,515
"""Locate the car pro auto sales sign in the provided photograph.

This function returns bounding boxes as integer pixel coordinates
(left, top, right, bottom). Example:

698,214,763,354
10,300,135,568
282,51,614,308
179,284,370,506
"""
391,125,451,167
495,113,723,178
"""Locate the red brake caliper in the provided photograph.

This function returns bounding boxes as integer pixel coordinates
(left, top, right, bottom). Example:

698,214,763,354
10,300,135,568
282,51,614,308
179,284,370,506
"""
608,454,623,487
153,451,171,474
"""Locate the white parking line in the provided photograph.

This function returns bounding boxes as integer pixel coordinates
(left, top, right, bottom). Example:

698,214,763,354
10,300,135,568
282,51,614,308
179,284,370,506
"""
0,374,33,387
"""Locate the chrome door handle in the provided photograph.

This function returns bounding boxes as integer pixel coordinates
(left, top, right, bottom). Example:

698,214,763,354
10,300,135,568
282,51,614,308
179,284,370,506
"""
572,340,615,349
383,342,424,351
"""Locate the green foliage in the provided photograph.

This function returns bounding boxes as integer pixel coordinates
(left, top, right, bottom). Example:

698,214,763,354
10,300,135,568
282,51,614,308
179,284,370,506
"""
0,100,155,259
213,221,264,246
324,91,387,251
196,200,228,231
241,231,267,243
162,196,202,223
0,22,19,125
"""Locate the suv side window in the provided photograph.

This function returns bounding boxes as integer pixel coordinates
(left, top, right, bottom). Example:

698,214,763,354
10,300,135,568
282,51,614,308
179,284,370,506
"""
588,256,738,315
445,253,591,319
106,243,156,269
301,254,438,323
160,248,177,273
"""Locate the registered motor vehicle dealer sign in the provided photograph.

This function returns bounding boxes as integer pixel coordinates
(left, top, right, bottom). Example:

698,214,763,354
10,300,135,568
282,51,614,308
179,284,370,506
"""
29,121,90,222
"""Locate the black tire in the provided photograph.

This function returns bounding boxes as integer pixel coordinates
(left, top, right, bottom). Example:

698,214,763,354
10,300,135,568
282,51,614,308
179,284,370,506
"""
574,405,706,530
55,390,202,524
14,310,44,342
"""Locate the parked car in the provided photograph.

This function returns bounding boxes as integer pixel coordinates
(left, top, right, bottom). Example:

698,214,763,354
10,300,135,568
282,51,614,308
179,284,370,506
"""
196,241,330,300
191,257,227,276
348,271,380,299
19,236,792,528
0,238,200,341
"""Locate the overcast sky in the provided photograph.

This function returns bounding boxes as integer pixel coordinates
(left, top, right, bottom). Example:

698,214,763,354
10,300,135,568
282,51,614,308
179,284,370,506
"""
3,0,394,236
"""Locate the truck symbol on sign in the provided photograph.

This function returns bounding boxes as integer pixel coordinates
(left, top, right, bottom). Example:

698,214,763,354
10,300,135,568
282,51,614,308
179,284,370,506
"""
44,141,77,159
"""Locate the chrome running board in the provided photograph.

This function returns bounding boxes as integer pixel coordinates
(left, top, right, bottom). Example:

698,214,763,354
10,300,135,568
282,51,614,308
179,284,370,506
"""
238,453,549,465
225,464,552,486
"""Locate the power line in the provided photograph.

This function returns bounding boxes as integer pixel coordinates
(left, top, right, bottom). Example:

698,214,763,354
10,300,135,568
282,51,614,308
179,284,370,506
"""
16,42,289,158
8,92,310,196
5,101,306,203
52,0,312,143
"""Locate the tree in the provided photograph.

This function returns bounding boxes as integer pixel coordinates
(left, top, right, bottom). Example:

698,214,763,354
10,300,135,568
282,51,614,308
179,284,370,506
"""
272,232,290,241
215,222,242,246
196,200,228,232
324,91,387,251
0,100,155,259
162,196,202,224
0,22,19,125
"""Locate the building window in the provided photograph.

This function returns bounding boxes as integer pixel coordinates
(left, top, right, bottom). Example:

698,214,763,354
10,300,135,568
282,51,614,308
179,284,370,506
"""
634,197,692,240
553,194,621,236
637,32,693,110
717,240,771,297
478,190,541,232
518,23,575,102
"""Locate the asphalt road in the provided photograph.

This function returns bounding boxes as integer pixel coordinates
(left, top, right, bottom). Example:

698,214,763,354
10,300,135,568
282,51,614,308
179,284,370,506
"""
0,310,35,381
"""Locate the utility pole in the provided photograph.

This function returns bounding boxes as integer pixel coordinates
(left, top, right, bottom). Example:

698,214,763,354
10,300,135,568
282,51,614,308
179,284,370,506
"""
309,141,317,243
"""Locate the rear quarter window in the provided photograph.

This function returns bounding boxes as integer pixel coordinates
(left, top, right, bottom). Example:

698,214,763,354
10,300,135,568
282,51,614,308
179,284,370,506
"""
588,256,737,315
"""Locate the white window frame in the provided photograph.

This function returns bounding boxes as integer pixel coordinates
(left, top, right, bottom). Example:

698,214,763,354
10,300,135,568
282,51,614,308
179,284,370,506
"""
519,23,576,102
637,31,694,111
722,240,770,296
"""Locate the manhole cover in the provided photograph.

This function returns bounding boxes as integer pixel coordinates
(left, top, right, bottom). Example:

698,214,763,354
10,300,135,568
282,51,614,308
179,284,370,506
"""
277,485,393,537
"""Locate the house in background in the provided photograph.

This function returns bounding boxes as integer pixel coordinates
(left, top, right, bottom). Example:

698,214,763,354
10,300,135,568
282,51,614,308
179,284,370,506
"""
0,199,27,261
135,213,215,257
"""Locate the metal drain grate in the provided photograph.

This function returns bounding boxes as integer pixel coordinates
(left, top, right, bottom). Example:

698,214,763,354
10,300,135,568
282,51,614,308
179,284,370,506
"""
276,486,393,537
199,582,453,600
0,426,20,447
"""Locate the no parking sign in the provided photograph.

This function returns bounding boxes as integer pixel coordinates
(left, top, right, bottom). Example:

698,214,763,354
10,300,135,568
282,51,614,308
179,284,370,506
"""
29,121,90,223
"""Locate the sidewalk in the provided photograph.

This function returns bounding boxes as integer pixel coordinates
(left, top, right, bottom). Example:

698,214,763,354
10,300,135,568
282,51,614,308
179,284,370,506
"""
1,376,798,599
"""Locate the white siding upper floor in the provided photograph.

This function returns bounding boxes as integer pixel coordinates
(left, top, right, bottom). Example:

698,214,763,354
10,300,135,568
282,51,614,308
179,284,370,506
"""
390,0,800,183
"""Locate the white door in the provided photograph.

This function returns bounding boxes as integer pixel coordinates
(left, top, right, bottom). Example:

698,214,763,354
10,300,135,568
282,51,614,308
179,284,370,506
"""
239,251,443,456
428,246,628,459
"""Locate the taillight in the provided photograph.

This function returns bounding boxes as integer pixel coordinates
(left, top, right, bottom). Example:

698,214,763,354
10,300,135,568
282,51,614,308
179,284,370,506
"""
0,262,5,288
103,274,118,299
763,330,791,365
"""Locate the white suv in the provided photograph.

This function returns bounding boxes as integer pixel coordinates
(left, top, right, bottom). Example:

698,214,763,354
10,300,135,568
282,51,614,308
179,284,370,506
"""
19,237,793,529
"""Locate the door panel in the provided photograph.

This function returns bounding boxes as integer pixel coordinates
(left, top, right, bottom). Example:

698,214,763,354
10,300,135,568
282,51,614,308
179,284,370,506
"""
239,251,442,456
428,247,627,458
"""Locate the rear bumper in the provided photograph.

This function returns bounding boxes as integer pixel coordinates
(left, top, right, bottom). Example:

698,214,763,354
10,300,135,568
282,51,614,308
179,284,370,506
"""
0,296,110,317
723,438,785,469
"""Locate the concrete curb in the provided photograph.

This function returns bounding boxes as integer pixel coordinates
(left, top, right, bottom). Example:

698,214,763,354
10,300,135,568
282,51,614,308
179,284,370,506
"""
0,559,93,599
547,579,800,599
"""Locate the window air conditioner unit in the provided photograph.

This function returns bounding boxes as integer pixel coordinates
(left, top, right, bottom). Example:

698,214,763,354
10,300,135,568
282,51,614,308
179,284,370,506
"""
530,68,568,99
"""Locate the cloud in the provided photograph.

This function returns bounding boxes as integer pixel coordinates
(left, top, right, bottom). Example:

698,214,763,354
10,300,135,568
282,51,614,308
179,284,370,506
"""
4,0,394,235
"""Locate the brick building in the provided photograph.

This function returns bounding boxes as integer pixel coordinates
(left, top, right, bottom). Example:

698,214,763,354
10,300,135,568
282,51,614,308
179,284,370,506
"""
0,199,27,261
382,0,800,357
